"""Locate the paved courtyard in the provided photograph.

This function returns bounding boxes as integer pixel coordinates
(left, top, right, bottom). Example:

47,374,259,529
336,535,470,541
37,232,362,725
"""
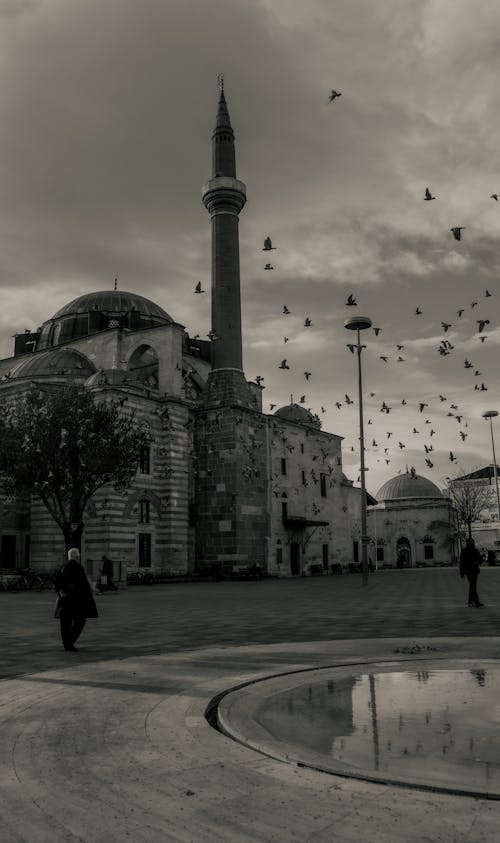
2,568,500,841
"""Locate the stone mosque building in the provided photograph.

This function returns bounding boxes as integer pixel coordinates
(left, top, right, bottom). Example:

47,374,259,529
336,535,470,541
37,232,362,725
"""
0,86,452,579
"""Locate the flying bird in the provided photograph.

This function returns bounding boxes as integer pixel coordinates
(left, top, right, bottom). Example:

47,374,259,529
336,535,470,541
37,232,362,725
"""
328,90,342,102
264,263,274,270
279,359,290,370
373,327,381,335
194,281,205,293
299,395,306,403
491,194,499,201
347,344,356,354
439,395,447,402
304,371,311,380
398,442,406,449
470,301,478,309
263,236,275,251
415,307,422,315
424,188,435,200
477,319,490,333
441,322,452,332
345,394,354,404
457,309,464,318
397,356,405,362
425,459,434,468
451,227,465,241
335,402,342,409
479,336,488,343
283,336,289,343
460,431,468,441
464,359,472,369
283,305,290,314
346,294,357,306
449,451,457,462
304,317,312,326
380,355,388,362
255,375,264,385
401,399,407,405
485,290,492,297
419,403,428,413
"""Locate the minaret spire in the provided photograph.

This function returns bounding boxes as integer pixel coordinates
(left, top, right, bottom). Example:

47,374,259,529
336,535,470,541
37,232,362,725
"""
202,79,247,372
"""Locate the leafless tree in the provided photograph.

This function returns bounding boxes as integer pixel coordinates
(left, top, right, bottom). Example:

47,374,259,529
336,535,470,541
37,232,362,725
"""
445,471,492,541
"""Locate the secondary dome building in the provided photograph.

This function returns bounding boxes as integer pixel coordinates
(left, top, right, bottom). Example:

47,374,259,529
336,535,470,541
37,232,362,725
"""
367,467,454,568
0,87,366,580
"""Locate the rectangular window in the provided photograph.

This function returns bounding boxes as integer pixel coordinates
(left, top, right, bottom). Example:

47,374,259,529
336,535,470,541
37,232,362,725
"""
353,541,359,564
139,445,151,474
322,543,329,569
139,500,150,524
138,533,151,567
302,470,306,486
276,546,283,565
281,501,288,519
376,546,384,562
424,544,434,560
320,473,327,497
300,443,304,454
281,458,287,475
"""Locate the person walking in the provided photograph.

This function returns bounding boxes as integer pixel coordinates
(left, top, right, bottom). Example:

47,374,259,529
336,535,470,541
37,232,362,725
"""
460,537,484,608
54,547,98,651
97,555,119,593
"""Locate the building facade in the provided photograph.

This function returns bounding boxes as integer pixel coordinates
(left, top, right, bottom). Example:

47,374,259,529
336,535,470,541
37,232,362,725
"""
0,84,366,579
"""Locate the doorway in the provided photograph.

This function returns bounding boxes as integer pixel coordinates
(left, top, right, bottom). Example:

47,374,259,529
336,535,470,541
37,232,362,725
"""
290,542,300,576
396,536,412,568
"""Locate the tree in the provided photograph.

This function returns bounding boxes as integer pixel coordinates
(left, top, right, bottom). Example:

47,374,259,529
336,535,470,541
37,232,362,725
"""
0,383,150,551
446,472,492,541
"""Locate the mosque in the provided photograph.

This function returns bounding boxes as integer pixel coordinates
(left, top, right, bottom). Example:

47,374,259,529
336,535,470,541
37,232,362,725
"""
0,86,454,579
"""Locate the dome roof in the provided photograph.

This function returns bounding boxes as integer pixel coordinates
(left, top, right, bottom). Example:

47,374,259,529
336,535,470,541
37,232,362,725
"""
376,468,442,501
51,290,171,321
274,403,321,428
8,348,96,380
37,290,173,350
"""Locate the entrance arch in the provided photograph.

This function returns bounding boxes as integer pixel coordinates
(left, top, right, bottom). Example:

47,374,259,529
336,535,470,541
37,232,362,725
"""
396,536,412,568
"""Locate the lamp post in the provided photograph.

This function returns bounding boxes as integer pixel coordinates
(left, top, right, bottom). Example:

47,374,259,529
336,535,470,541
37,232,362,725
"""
482,410,500,525
345,315,372,585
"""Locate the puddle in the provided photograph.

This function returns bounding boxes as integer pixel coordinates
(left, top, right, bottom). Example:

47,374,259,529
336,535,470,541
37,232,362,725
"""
240,664,500,796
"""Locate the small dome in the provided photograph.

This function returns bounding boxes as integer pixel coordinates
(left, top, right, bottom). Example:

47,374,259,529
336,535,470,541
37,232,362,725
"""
37,290,173,350
274,403,321,428
376,468,442,501
8,347,96,379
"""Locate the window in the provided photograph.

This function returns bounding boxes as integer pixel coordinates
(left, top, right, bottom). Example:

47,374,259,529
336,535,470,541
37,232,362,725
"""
281,494,288,519
376,546,384,562
281,458,287,475
276,541,283,565
424,544,434,560
300,443,304,454
139,499,150,524
320,473,327,497
302,470,307,486
139,445,151,474
138,533,151,567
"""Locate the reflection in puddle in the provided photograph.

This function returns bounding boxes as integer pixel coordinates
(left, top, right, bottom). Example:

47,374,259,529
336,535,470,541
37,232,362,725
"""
256,668,500,794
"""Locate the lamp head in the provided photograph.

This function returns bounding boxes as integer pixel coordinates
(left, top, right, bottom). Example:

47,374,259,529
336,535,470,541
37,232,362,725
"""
345,316,372,331
483,410,499,419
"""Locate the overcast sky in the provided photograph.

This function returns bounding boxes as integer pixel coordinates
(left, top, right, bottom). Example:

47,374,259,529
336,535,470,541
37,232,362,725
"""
1,0,500,495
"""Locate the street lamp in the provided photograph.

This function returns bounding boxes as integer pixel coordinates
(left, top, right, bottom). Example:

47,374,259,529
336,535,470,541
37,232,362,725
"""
345,315,372,585
482,410,500,524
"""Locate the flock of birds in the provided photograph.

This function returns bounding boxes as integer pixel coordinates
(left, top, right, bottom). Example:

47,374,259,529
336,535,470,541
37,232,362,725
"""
188,88,499,488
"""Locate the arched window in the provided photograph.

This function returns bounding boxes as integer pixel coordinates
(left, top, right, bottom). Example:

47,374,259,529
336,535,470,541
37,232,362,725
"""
128,344,159,388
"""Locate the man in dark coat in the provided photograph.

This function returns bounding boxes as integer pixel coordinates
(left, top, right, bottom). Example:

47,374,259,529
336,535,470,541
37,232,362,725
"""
54,547,98,650
97,554,119,593
460,537,484,608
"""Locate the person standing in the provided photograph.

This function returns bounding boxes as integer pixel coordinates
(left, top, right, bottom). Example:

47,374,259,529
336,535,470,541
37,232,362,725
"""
54,548,98,651
460,538,484,608
97,555,119,593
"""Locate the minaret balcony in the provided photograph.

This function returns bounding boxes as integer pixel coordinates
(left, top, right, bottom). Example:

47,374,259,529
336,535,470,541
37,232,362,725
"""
202,176,247,215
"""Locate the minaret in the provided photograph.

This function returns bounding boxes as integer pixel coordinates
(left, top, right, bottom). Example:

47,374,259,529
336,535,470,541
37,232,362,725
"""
202,76,247,372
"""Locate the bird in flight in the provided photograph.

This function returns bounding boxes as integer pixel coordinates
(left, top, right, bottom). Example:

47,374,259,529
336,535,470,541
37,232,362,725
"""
380,355,388,362
449,451,457,462
269,403,276,411
460,431,468,441
425,459,434,468
477,319,490,333
346,294,357,306
479,336,488,343
398,442,406,449
373,327,381,335
464,359,472,369
424,188,435,200
299,395,306,403
283,305,290,315
304,317,312,326
471,301,478,308
304,371,311,380
451,227,465,241
264,263,274,270
335,402,342,409
397,356,405,362
439,395,447,402
279,359,290,370
419,403,428,413
263,237,276,251
328,90,341,102
415,307,422,315
402,399,407,405
255,375,264,385
194,281,205,293
424,444,433,453
485,290,492,297
491,194,499,201
347,344,356,354
345,394,354,404
283,336,289,343
397,344,405,351
441,322,452,332
457,309,464,317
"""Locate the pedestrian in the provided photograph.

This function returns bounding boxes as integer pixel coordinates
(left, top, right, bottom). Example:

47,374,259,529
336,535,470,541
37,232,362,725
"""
97,555,119,593
459,537,484,608
54,547,98,651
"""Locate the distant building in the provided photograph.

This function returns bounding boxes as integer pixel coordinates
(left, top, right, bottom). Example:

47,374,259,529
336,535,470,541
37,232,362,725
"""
0,85,366,580
367,467,454,567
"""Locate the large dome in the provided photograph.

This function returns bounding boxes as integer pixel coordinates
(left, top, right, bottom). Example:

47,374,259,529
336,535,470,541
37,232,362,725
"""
376,468,442,501
37,290,173,350
273,403,321,428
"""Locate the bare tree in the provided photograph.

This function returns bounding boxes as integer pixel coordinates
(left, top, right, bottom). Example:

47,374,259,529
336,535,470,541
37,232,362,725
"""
446,471,492,541
0,383,150,551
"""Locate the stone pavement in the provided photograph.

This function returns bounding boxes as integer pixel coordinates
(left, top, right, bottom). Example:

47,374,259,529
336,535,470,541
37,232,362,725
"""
1,569,500,842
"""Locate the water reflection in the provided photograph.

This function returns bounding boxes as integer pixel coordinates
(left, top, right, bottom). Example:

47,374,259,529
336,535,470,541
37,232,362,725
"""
255,666,500,794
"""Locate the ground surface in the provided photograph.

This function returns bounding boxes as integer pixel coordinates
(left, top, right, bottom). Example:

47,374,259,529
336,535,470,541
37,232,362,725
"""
1,568,500,841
